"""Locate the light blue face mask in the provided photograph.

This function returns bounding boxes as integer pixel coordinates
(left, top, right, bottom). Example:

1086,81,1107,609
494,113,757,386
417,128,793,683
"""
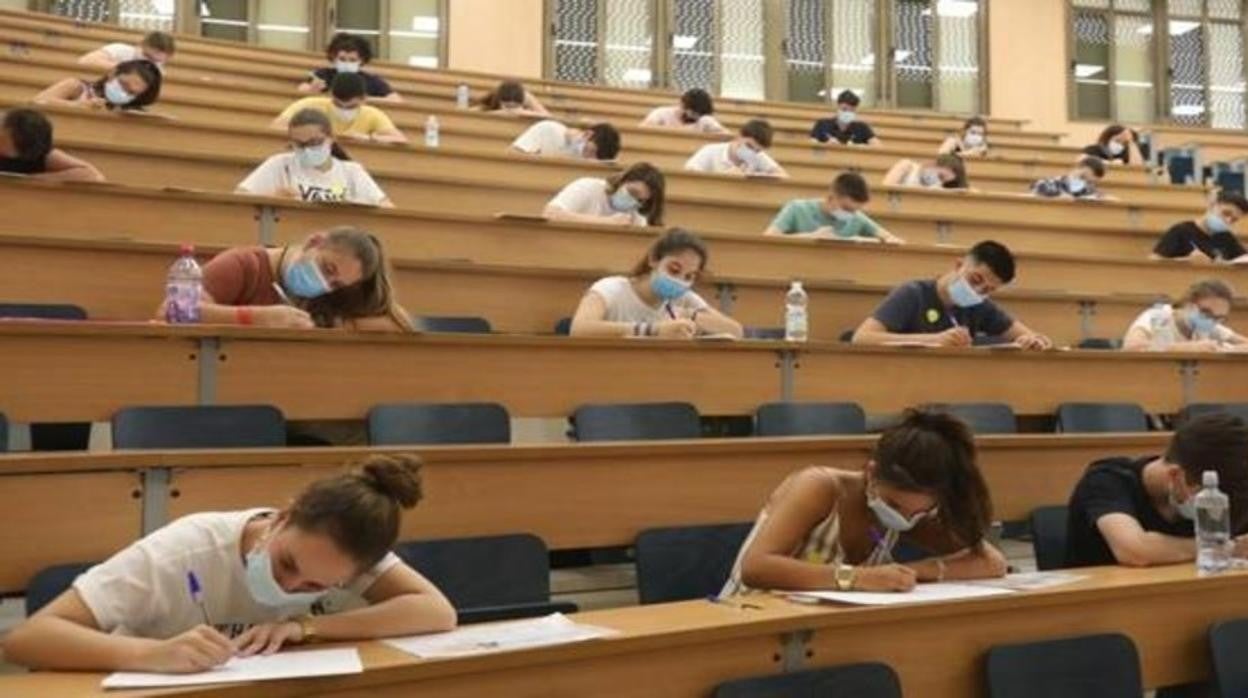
1206,211,1232,235
948,275,985,308
867,487,935,533
103,78,134,106
735,143,762,170
650,270,692,301
919,169,943,188
295,142,332,169
609,188,640,213
836,110,857,125
244,535,327,608
1066,176,1088,195
1186,307,1219,337
283,255,332,299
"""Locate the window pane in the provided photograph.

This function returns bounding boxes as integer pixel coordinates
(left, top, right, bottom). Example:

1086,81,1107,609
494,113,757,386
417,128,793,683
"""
337,1,381,60
1209,0,1242,19
553,0,600,84
1113,0,1151,12
830,0,876,105
389,0,442,68
1113,13,1155,122
936,0,980,113
1208,22,1245,128
1073,0,1111,7
602,0,653,87
52,0,109,22
1168,19,1207,124
719,0,765,99
256,0,310,51
786,0,826,103
670,0,716,92
893,0,934,109
1073,10,1111,119
1168,0,1202,16
200,0,248,42
119,0,174,31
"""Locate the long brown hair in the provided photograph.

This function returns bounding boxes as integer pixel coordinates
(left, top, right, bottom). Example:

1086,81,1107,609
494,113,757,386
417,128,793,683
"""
606,162,666,226
474,80,526,111
287,453,422,570
629,227,708,278
91,59,162,111
299,227,415,332
872,409,993,549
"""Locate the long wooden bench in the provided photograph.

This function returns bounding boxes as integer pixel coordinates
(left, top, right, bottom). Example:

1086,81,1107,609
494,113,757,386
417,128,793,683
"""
2,178,1239,303
0,233,1194,346
0,434,1171,595
0,9,1056,139
0,323,1241,424
0,564,1242,697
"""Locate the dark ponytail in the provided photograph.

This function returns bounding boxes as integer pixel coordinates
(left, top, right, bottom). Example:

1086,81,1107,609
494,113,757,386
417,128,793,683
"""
287,453,423,569
873,409,993,550
92,59,162,111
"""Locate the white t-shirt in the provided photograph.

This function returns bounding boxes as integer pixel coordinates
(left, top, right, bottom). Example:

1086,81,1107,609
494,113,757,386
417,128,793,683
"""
1127,305,1234,347
641,105,728,134
237,153,389,206
100,42,165,72
511,120,581,158
73,508,400,640
588,275,709,323
546,177,646,226
684,142,783,176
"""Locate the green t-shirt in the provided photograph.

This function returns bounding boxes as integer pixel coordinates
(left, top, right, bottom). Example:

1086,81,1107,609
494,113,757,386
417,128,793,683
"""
769,198,879,238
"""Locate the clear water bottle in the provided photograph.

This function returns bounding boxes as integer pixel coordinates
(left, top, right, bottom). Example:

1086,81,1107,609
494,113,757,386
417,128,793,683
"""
164,243,201,324
425,115,440,148
456,83,470,109
1196,470,1231,576
785,280,808,342
1148,301,1177,351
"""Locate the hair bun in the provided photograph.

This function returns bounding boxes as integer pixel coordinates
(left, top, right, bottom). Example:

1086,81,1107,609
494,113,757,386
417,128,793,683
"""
359,453,423,509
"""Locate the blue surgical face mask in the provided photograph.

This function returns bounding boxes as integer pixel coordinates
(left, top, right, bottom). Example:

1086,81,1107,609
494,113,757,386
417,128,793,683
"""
609,188,640,213
650,270,692,301
1206,211,1232,235
296,142,333,169
103,78,134,106
919,169,943,188
244,532,327,608
836,110,857,125
1186,307,1219,337
735,143,762,169
1066,175,1088,195
334,60,361,74
867,486,935,533
283,255,332,299
948,275,985,308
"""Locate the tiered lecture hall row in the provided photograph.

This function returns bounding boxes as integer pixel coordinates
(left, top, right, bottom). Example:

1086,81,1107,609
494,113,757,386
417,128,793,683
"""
2,8,1248,698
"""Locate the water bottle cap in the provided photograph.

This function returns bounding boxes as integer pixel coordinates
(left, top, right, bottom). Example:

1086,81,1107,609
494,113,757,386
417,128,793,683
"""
1204,470,1219,488
179,243,194,255
790,280,803,289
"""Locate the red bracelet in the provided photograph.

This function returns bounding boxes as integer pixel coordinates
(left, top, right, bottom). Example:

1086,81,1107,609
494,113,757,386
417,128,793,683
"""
235,307,254,326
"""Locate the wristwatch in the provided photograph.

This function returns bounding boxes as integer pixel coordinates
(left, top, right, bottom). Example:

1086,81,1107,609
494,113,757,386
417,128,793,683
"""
834,563,856,591
297,615,318,644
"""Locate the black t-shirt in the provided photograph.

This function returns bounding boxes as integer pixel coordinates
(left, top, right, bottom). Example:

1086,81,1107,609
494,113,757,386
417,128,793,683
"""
0,156,45,174
1082,142,1130,165
311,68,393,97
1153,220,1247,261
1065,456,1192,568
870,280,1014,339
810,118,876,145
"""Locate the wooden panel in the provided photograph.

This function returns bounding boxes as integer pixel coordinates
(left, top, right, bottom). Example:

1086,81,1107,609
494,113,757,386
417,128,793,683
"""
169,465,339,520
0,471,140,593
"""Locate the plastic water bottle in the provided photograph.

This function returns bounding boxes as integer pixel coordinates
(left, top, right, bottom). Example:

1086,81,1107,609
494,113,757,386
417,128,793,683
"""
456,83,469,109
1196,470,1231,576
164,243,201,324
425,115,440,148
1148,301,1177,351
785,281,808,342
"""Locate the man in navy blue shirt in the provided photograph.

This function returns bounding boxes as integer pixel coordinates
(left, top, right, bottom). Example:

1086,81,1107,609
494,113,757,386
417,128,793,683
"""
810,90,880,146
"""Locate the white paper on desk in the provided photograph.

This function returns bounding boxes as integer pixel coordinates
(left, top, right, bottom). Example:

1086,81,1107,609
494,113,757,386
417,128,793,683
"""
785,582,1015,606
967,571,1086,591
385,613,617,659
101,648,362,689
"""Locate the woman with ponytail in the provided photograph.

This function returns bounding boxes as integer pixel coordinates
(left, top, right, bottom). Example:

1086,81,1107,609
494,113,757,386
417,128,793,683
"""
156,225,414,332
721,409,1007,597
237,108,392,207
3,454,456,673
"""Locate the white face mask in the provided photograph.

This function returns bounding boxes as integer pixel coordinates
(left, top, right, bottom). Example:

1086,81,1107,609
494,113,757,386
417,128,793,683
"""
1107,140,1125,156
333,105,360,122
334,60,361,74
963,132,985,147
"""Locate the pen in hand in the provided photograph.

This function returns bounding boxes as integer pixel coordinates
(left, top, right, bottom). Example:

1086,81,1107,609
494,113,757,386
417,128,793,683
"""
187,571,213,627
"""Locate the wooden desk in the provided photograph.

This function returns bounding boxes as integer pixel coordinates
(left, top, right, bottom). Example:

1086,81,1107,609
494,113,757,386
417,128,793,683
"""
0,565,1242,697
0,433,1169,592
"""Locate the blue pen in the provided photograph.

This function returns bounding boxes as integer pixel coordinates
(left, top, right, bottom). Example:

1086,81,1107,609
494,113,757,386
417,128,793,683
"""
187,571,212,627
